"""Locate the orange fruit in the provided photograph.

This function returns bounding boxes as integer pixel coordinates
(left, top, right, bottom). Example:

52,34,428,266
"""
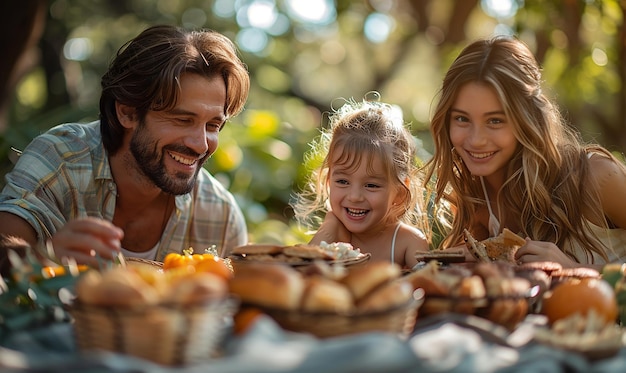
163,252,192,270
233,307,263,335
542,277,617,325
194,256,233,280
198,253,216,261
41,264,89,278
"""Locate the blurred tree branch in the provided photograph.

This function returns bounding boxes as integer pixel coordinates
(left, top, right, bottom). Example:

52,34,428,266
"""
0,0,46,132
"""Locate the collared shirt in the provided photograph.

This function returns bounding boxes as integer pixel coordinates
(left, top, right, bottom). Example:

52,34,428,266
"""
0,121,247,261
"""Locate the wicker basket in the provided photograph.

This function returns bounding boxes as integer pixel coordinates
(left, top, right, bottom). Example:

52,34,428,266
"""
420,286,540,330
248,296,422,339
124,257,164,269
69,297,238,365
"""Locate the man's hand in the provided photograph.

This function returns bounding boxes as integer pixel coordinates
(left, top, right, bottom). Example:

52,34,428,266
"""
50,217,124,266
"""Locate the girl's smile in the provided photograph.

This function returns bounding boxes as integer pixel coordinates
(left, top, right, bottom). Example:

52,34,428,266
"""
329,152,398,235
345,208,368,218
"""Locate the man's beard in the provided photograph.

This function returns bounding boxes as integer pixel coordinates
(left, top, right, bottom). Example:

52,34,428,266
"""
129,125,208,195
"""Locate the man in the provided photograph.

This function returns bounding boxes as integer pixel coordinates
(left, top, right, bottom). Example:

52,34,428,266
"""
0,25,250,268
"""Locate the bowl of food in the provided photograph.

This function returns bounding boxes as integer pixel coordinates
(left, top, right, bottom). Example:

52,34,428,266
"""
229,261,422,338
406,261,538,330
69,260,237,365
229,242,371,271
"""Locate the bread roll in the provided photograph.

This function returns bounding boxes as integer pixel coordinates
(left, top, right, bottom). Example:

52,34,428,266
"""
341,261,401,301
301,275,354,314
127,264,168,298
405,262,476,296
450,275,487,314
406,262,486,315
229,263,305,310
357,278,413,314
404,263,454,316
82,267,159,306
549,267,600,289
472,261,515,281
406,273,451,297
164,272,228,305
479,277,531,329
301,260,347,281
74,269,103,304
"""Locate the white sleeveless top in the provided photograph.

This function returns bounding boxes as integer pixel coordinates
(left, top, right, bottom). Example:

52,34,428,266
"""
390,224,401,263
481,175,626,264
478,153,626,264
569,152,626,264
121,242,159,260
480,176,500,237
569,222,626,265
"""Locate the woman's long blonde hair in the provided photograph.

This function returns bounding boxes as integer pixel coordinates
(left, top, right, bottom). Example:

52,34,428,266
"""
292,97,428,235
424,36,622,263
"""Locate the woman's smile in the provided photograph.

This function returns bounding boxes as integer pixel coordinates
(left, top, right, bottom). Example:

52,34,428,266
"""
467,150,497,160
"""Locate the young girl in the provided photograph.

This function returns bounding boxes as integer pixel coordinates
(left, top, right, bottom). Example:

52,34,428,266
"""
291,97,429,269
424,36,626,269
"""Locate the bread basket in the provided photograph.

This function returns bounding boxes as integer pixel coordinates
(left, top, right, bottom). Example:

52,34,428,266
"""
69,297,238,365
419,286,539,330
245,294,423,339
123,257,164,269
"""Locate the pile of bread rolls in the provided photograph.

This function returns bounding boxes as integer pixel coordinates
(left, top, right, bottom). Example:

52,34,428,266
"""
406,261,534,329
71,262,237,365
229,261,415,315
74,265,228,307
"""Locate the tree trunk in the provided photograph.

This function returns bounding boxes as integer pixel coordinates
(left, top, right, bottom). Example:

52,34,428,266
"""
0,0,47,133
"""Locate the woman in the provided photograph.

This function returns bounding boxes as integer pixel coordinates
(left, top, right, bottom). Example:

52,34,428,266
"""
424,36,626,269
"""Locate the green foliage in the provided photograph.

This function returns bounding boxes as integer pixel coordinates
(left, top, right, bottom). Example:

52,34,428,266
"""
1,0,624,247
0,250,78,340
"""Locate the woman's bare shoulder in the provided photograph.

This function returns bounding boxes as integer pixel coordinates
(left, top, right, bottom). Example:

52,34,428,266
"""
587,153,626,228
587,153,626,190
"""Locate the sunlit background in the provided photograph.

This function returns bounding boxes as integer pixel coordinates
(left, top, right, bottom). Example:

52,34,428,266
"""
2,0,624,246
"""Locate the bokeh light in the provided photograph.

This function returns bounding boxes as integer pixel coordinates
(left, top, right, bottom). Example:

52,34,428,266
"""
181,8,207,28
283,0,335,25
481,0,521,19
592,47,608,66
63,38,93,61
213,0,236,18
364,13,395,43
236,27,270,53
247,0,278,29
